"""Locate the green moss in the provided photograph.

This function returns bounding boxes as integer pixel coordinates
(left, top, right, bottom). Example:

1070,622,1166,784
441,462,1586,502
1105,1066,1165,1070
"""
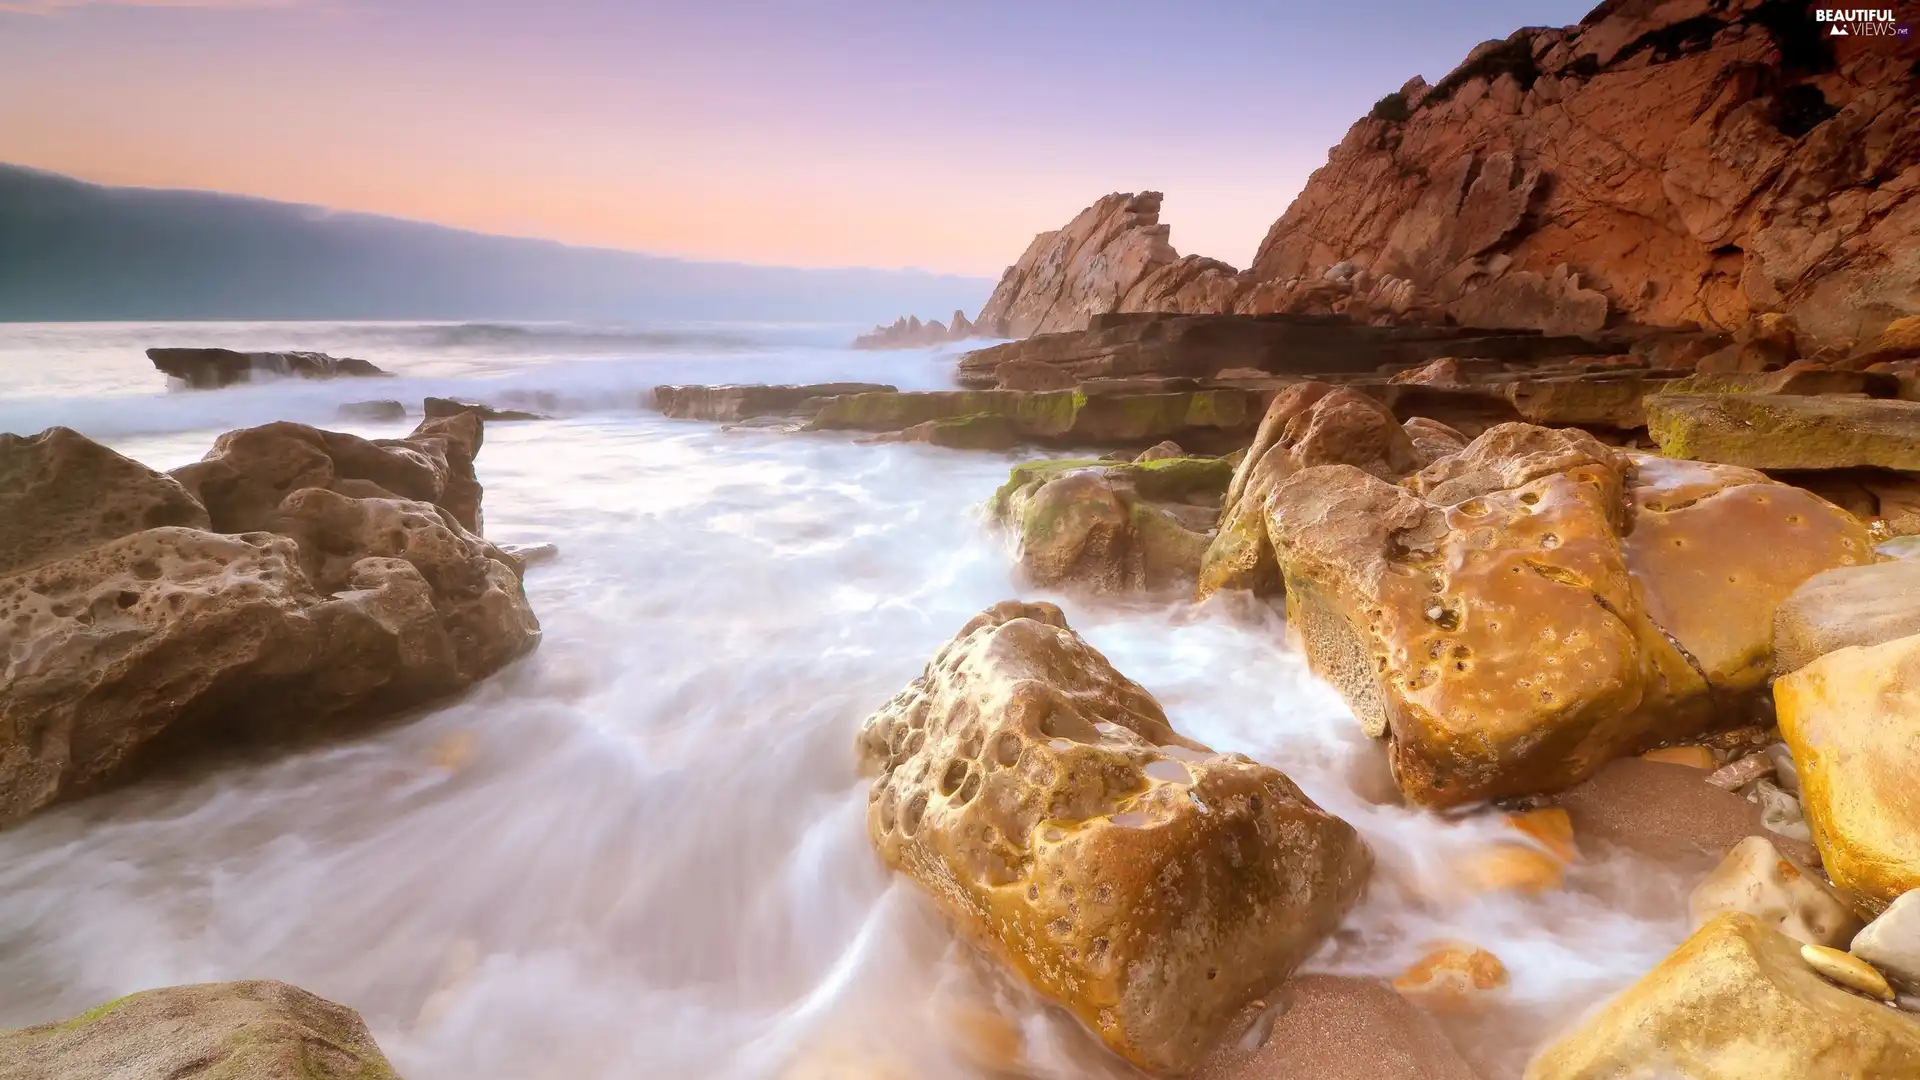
1113,456,1235,501
986,458,1102,523
810,389,1083,436
52,994,134,1033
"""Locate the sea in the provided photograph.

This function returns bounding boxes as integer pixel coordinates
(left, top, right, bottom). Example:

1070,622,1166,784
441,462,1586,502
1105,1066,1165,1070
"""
0,320,1700,1079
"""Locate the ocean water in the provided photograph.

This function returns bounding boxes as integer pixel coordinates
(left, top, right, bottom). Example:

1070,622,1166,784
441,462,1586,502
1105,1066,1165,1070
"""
0,321,1697,1079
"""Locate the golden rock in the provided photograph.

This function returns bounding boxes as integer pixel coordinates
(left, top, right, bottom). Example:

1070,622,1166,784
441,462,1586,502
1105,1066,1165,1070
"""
1525,913,1920,1080
1391,942,1509,1013
1801,944,1895,1001
1642,745,1716,769
1465,845,1565,896
1504,806,1579,863
856,601,1371,1076
1776,632,1920,912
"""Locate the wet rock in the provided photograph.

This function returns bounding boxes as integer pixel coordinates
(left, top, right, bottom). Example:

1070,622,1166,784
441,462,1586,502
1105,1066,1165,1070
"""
498,541,559,567
147,347,389,389
1648,394,1920,472
422,396,547,422
1801,944,1894,1001
1504,807,1577,863
1463,845,1563,896
1523,913,1920,1080
1552,758,1770,863
0,426,208,576
1689,836,1860,949
0,423,539,828
1773,560,1920,675
1706,752,1774,792
652,383,897,423
1193,975,1480,1080
989,456,1232,594
0,980,401,1080
1392,943,1508,1013
1852,890,1920,994
338,399,407,422
1267,426,1871,807
855,601,1370,1075
1776,632,1920,913
807,388,1259,450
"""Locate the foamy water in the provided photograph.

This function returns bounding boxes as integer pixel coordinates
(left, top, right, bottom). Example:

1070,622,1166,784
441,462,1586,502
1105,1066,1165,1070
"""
0,322,1695,1078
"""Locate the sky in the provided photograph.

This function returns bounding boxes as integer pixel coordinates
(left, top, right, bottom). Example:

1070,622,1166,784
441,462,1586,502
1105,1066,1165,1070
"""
0,0,1601,275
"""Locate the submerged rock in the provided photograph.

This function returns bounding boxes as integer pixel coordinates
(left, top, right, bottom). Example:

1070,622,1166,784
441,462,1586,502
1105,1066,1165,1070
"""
855,601,1370,1075
1524,913,1920,1080
147,347,388,388
1268,425,1871,807
338,399,408,422
0,420,539,828
422,396,548,422
989,456,1232,593
652,382,897,423
1648,394,1920,472
1776,632,1920,913
0,980,401,1080
0,426,208,576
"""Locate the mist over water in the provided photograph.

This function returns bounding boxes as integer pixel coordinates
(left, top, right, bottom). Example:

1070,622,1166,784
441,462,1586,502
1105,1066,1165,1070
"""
0,322,1694,1078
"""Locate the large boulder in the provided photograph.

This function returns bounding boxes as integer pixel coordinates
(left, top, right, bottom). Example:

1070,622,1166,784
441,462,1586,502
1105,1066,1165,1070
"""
1524,913,1920,1080
990,457,1231,593
1776,632,1920,913
976,193,1184,338
0,423,540,828
1647,394,1920,472
855,602,1370,1075
0,981,401,1080
1268,424,1872,807
147,347,389,388
1773,561,1920,675
0,427,208,576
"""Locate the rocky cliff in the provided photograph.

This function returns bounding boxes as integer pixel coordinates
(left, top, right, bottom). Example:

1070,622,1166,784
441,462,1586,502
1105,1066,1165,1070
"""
980,0,1920,349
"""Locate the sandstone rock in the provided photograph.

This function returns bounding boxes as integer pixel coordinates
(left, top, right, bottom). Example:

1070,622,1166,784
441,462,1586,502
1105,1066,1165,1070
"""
1800,944,1894,1001
1192,975,1480,1080
1392,943,1508,1012
0,981,401,1080
338,399,407,422
989,457,1232,594
1136,440,1185,463
1464,845,1564,896
1657,368,1899,398
1852,890,1920,994
652,382,896,423
1525,913,1920,1080
1776,632,1920,913
147,347,389,388
883,413,1020,451
1505,807,1578,862
1553,758,1771,862
1402,417,1470,468
855,601,1370,1075
807,388,1259,451
976,193,1183,338
853,312,979,349
1694,313,1801,374
1391,358,1468,387
0,427,208,576
1689,836,1860,948
1648,394,1920,472
1267,426,1870,807
1774,561,1920,675
1855,316,1920,368
422,396,546,422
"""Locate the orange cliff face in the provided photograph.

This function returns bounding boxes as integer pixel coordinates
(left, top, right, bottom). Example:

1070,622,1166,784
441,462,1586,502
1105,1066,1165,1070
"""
975,0,1920,348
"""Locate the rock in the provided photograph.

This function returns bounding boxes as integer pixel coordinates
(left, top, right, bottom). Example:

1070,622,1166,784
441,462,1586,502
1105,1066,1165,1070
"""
884,414,1021,451
1504,807,1578,862
1192,975,1481,1080
1855,316,1920,368
975,192,1184,338
147,347,390,388
0,424,539,828
1658,368,1899,398
1524,913,1920,1080
853,312,979,349
854,601,1370,1075
1648,394,1920,472
0,980,401,1080
1689,836,1860,948
806,388,1260,451
1501,371,1658,429
1136,440,1185,462
422,396,547,422
1694,314,1801,374
1776,632,1920,912
1852,890,1920,994
652,382,897,423
1391,358,1468,387
338,399,407,421
1801,944,1894,1001
1643,746,1715,769
989,457,1233,594
1707,752,1774,792
0,427,208,576
1774,561,1920,675
1266,426,1871,807
1464,845,1564,896
993,359,1078,391
1402,417,1470,468
1391,943,1508,1012
498,541,558,566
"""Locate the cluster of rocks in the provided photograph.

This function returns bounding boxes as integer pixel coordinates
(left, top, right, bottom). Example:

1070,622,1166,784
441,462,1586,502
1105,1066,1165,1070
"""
969,3,1919,351
852,309,979,349
149,346,390,388
0,412,541,829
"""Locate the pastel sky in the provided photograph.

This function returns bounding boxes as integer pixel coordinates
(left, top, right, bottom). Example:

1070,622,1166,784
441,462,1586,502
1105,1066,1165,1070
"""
1,0,1599,274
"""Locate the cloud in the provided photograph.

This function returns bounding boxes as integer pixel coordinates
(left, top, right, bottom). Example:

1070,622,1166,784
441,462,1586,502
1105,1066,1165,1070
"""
0,0,298,13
